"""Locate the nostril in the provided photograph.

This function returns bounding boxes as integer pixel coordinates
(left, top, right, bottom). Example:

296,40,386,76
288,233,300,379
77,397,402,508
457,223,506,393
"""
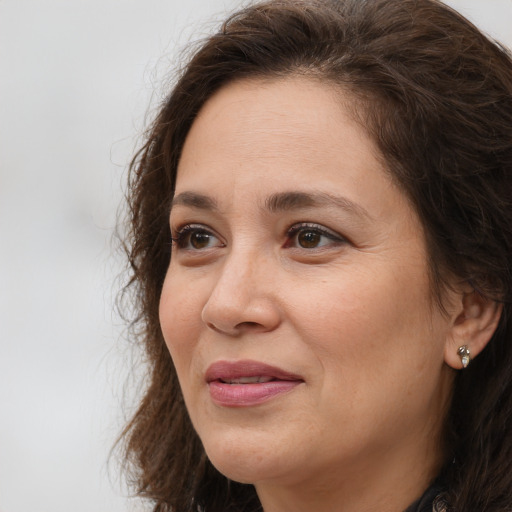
205,319,272,336
206,322,222,333
235,321,266,331
207,321,260,330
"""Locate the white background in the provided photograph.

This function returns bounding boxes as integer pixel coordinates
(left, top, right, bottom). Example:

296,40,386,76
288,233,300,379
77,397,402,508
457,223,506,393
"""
0,1,510,511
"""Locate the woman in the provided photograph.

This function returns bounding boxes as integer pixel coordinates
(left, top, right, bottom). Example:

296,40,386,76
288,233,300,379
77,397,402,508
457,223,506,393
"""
119,0,512,510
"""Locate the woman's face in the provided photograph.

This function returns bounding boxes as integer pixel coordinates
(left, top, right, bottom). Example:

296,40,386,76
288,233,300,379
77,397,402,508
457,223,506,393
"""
159,78,456,502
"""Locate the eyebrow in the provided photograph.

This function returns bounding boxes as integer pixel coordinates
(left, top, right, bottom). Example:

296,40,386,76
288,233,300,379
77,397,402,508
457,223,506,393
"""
264,191,373,220
171,191,219,211
170,190,372,221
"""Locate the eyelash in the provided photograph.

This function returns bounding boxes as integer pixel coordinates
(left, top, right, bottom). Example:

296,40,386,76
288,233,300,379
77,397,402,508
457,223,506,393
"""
170,222,347,251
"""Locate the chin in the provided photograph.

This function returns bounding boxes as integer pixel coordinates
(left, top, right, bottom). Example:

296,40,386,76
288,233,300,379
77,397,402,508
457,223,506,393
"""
200,428,291,484
206,449,272,484
209,460,262,485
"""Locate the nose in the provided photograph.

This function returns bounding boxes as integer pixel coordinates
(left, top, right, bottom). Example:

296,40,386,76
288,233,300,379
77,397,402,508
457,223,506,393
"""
201,250,281,336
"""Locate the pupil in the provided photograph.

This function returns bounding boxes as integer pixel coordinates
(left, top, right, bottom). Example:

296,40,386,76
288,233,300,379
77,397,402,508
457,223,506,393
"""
298,230,320,248
191,232,210,249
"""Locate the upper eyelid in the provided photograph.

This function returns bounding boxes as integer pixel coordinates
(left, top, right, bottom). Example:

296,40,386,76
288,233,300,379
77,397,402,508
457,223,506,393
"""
287,222,346,240
171,222,207,234
171,222,218,237
288,222,337,234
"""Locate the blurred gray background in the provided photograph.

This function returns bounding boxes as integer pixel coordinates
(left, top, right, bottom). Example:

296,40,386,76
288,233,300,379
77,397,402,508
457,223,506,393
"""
0,1,510,511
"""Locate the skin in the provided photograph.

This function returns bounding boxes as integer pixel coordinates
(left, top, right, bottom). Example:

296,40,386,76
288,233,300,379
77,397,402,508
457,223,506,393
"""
159,77,464,512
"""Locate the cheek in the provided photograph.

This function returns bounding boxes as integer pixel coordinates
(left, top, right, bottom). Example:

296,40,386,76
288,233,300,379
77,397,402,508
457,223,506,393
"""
289,262,441,393
159,271,204,377
290,265,427,346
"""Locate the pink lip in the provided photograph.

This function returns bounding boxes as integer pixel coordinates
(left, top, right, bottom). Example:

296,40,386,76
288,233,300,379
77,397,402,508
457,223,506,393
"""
205,360,304,407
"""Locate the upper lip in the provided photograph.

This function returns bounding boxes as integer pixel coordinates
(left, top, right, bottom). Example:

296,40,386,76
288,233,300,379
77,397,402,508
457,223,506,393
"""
205,360,304,383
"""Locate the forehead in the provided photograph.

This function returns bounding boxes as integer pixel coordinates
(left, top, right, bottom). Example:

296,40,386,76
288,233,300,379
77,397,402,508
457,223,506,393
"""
179,77,376,172
176,77,404,220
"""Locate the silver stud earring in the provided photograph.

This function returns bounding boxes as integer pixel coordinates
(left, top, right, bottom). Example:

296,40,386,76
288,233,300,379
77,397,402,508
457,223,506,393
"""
457,345,471,368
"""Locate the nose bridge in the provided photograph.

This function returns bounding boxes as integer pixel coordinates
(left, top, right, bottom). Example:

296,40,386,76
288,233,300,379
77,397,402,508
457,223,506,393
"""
212,246,260,304
227,240,264,285
201,239,280,335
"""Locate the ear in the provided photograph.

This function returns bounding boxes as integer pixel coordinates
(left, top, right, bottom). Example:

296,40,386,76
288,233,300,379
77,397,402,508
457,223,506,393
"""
444,289,503,370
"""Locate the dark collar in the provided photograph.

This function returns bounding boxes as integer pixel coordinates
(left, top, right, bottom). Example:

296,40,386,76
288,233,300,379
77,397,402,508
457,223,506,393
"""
404,480,447,512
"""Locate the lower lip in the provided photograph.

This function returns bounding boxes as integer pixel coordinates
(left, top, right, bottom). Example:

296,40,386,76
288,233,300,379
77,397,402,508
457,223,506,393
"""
208,380,302,407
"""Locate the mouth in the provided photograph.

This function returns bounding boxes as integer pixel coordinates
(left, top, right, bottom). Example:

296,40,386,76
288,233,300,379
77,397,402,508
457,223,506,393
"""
205,360,304,407
219,376,276,384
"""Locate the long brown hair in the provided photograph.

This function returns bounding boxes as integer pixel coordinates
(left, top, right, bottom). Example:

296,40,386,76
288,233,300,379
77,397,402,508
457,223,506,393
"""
120,1,512,510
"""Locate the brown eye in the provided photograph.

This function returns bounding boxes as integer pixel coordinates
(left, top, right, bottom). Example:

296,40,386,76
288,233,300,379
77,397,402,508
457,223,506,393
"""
298,230,321,248
172,225,222,250
190,231,213,249
285,223,347,250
